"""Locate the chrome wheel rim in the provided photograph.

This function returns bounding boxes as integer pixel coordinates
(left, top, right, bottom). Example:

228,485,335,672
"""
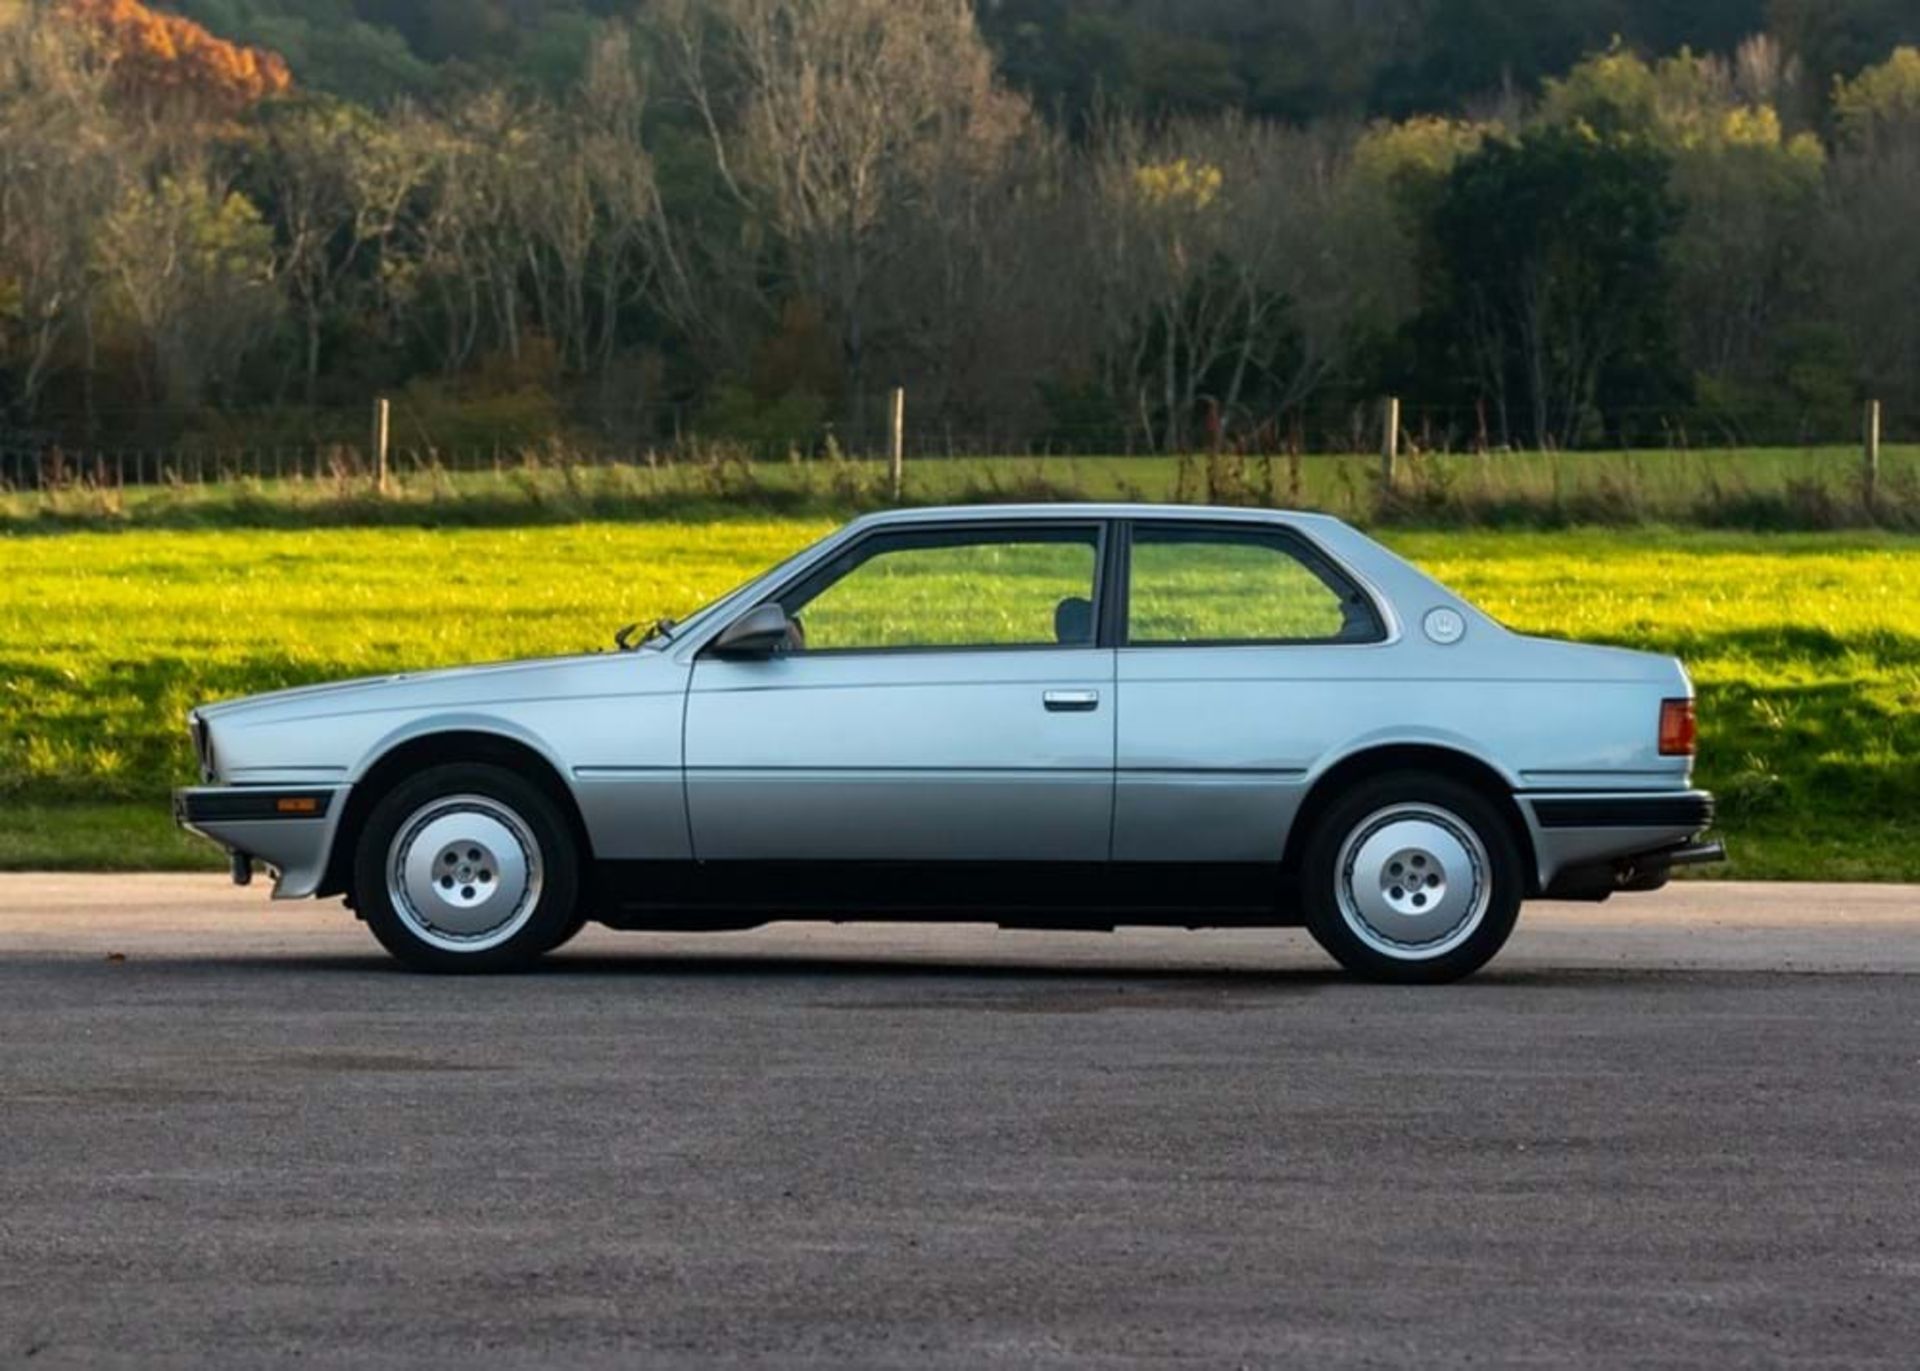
387,795,543,954
1335,802,1491,961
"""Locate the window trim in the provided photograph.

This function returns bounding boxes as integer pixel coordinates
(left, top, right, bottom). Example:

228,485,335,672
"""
1116,519,1389,650
712,519,1112,659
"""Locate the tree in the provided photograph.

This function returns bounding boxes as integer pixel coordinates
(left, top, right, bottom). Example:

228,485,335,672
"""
517,26,665,385
1822,48,1920,413
400,91,535,374
65,0,292,118
93,170,282,414
0,14,119,424
253,97,425,402
1414,126,1684,448
1833,43,1920,144
1767,0,1920,128
1075,114,1409,451
171,0,435,106
862,120,1083,438
1541,42,1830,434
662,0,1030,430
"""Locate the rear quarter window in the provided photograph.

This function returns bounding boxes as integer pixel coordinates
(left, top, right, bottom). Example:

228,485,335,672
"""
1127,526,1383,646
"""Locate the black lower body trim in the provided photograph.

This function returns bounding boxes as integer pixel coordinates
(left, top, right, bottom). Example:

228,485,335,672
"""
589,860,1292,930
1530,794,1714,830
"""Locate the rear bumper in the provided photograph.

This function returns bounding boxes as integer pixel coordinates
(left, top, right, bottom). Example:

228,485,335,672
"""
173,785,348,899
1530,793,1714,831
1520,789,1721,897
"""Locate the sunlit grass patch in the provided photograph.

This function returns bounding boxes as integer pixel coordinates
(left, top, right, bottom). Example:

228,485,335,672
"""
1,520,1913,879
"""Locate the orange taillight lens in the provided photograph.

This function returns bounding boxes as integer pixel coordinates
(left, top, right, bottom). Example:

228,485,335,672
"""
1659,698,1697,756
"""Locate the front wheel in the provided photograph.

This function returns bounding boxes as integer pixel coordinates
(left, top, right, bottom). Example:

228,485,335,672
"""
1301,772,1523,984
354,763,580,973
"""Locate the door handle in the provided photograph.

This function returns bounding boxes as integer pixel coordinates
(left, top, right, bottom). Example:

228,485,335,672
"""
1043,689,1100,713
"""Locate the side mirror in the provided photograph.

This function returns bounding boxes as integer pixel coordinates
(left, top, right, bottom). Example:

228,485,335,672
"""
709,603,795,659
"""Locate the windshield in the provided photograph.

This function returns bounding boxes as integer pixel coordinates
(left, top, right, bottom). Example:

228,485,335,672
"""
620,523,850,651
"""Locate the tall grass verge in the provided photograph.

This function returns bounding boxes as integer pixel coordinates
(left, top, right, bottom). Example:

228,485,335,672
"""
2,444,1915,532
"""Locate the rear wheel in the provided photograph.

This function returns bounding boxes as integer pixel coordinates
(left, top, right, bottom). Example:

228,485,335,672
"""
1301,771,1522,984
353,763,580,973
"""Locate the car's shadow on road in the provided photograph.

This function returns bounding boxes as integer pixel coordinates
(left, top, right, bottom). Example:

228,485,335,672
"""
150,949,1342,986
59,947,1770,993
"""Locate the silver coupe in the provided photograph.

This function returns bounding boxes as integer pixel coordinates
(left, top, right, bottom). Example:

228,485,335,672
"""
175,504,1723,980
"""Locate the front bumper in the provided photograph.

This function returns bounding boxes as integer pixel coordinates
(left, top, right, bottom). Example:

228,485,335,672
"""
1520,789,1723,898
173,785,349,899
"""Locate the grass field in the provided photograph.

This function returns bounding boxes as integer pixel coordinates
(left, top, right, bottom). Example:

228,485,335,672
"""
2,517,1913,879
5,443,1917,531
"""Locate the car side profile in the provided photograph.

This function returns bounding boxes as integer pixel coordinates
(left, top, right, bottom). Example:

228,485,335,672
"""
174,504,1722,981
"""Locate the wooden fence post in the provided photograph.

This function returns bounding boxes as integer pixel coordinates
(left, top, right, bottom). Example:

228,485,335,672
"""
1865,398,1881,514
888,386,906,500
372,395,391,494
1381,395,1401,486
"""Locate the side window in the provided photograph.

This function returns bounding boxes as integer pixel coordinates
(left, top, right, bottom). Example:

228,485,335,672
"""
779,527,1100,652
1126,526,1383,646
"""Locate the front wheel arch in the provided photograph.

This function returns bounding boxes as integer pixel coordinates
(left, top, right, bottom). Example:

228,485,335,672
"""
354,762,581,971
321,730,593,901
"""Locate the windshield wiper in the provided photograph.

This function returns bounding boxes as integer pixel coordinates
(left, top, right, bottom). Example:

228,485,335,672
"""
614,618,676,652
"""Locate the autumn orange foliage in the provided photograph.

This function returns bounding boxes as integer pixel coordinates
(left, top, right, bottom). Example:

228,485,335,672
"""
64,0,291,113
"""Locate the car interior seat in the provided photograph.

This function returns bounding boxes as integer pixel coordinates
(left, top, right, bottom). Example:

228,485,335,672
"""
1054,595,1093,645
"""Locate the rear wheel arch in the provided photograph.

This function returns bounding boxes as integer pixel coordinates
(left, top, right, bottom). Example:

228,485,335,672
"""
1282,743,1535,888
321,730,593,900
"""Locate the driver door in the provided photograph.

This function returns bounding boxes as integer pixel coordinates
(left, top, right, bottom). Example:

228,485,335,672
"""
683,522,1115,862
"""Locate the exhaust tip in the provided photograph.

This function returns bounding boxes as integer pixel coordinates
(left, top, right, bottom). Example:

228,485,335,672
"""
1664,840,1727,868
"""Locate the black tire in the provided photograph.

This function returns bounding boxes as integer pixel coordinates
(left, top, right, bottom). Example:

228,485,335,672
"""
1300,770,1523,984
541,912,591,954
353,762,580,973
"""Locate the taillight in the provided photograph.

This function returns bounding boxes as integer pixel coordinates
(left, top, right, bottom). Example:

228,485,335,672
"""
1659,698,1697,756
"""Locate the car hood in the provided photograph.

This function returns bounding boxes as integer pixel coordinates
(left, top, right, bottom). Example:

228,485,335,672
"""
195,649,672,724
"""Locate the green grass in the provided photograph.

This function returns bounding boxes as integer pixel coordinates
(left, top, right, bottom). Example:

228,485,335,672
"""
0,803,213,871
1,520,1914,879
5,444,1917,532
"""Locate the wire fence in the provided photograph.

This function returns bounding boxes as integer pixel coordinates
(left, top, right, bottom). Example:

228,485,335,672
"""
0,397,1912,494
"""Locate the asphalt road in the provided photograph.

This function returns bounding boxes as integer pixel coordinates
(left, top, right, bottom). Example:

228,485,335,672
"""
3,875,1919,1368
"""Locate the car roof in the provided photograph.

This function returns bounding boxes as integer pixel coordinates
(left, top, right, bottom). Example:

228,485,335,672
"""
845,503,1348,532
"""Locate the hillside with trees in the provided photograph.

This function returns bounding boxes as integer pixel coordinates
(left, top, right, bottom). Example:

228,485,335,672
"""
2,0,1919,454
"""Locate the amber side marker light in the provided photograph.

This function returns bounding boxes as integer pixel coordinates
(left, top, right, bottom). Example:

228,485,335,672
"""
275,796,320,814
1659,698,1697,756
